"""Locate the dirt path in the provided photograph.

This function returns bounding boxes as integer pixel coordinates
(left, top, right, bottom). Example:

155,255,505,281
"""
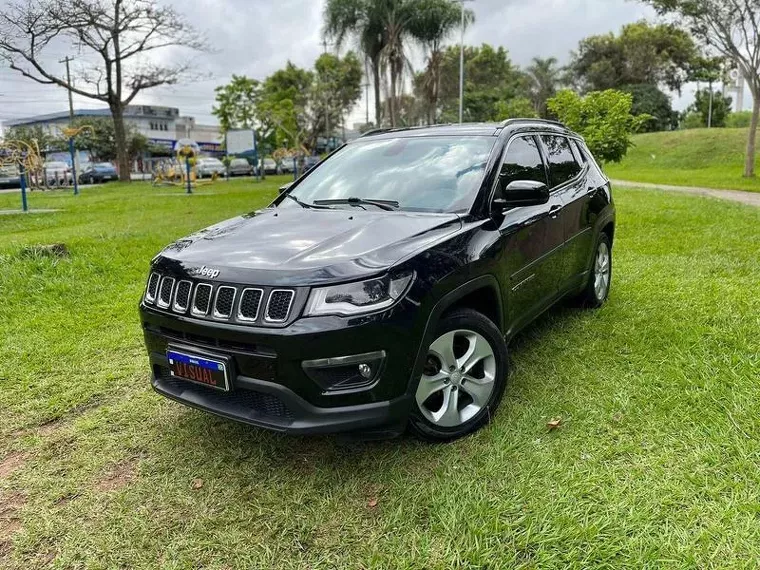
613,180,760,208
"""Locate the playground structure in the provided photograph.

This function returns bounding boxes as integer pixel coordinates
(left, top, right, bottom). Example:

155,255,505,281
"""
152,139,218,193
0,138,46,211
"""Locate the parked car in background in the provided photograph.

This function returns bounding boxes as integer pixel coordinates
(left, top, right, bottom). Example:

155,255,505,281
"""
43,161,73,186
228,158,253,177
278,158,295,174
301,155,321,174
257,157,278,175
196,157,226,179
0,164,20,188
140,119,615,441
79,162,118,184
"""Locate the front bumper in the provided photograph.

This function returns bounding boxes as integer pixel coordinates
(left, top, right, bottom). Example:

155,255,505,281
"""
141,302,421,436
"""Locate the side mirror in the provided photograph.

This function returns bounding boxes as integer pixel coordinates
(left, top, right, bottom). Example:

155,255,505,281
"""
278,182,293,194
494,179,550,209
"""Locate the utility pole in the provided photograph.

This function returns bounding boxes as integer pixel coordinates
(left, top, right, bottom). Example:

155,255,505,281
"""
458,0,473,124
60,56,79,195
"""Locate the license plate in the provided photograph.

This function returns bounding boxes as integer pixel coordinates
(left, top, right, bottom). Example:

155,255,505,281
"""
167,350,230,391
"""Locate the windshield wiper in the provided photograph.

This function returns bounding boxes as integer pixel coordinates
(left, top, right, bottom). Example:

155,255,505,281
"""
283,193,333,210
312,197,400,211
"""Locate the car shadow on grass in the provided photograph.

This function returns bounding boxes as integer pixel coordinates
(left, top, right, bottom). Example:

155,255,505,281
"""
151,300,594,486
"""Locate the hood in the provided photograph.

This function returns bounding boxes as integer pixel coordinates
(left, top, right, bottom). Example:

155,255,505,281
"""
156,208,462,286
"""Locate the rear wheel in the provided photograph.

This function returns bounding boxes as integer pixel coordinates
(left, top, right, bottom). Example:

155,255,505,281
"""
408,308,508,442
576,233,612,308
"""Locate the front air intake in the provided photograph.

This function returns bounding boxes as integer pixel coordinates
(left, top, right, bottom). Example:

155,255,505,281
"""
157,277,175,309
145,273,160,304
192,283,213,316
265,289,294,322
213,286,237,319
238,288,263,321
173,280,192,313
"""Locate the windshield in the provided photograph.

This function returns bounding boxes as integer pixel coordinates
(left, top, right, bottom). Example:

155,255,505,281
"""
285,136,496,213
96,163,113,169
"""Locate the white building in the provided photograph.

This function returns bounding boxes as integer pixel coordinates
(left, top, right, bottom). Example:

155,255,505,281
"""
2,105,223,161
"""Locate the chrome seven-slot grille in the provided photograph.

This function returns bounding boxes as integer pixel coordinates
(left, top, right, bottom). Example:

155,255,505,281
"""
144,272,295,324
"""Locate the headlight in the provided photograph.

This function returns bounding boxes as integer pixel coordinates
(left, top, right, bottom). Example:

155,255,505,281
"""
304,272,414,317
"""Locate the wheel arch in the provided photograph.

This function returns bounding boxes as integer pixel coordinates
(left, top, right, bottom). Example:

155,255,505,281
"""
601,220,615,247
406,275,504,395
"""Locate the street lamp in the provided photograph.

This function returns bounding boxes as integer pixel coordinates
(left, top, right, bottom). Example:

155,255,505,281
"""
458,0,474,124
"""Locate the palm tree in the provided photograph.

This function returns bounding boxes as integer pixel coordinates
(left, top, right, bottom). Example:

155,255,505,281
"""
378,0,417,126
324,0,386,127
409,0,473,124
526,57,562,118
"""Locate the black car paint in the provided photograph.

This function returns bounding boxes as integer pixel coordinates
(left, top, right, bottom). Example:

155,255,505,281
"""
140,120,615,436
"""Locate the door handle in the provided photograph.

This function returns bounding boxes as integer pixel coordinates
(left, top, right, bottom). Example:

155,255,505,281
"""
549,204,563,219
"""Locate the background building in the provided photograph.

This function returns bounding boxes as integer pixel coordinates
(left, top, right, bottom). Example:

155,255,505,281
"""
2,105,223,169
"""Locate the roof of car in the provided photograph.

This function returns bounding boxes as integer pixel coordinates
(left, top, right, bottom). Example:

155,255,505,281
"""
356,118,573,141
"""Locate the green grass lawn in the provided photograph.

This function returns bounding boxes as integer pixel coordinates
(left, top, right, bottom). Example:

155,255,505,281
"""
605,128,760,193
1,179,759,569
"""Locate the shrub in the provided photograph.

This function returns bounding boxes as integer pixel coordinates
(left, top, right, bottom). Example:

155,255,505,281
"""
726,111,753,128
548,89,649,163
681,112,704,129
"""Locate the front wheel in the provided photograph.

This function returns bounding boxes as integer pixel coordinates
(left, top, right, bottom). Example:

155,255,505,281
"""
408,308,508,442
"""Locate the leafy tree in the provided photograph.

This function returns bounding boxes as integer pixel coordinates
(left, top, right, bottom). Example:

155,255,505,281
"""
526,57,562,118
494,97,538,120
568,21,697,93
312,51,363,139
621,83,678,131
690,89,732,128
3,125,59,152
640,0,760,177
55,117,147,162
409,0,473,124
212,75,261,133
438,44,526,122
258,62,314,151
0,0,206,181
548,89,649,163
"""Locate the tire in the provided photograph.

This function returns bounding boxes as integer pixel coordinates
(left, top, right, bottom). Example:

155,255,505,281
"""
576,233,612,308
408,308,508,442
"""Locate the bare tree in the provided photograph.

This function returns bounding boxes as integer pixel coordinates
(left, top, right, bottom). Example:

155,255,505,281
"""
641,0,760,178
0,0,206,181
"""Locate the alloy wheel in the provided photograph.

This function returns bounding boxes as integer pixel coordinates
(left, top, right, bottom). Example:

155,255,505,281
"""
594,241,611,301
415,329,497,428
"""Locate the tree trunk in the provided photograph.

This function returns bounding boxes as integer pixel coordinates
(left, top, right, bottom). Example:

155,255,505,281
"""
744,94,759,178
111,102,131,182
372,57,382,127
389,69,397,128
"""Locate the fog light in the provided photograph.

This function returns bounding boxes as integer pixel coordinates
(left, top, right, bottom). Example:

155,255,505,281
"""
358,363,372,379
302,351,386,392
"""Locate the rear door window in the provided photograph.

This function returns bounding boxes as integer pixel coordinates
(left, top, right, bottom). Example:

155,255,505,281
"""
541,135,581,188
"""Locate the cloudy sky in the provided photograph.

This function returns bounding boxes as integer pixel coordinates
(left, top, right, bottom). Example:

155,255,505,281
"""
0,0,731,129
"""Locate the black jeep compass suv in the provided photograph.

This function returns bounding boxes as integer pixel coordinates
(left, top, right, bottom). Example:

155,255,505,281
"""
140,119,615,441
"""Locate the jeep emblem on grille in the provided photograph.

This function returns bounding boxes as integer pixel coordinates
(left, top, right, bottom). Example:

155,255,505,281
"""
190,265,220,279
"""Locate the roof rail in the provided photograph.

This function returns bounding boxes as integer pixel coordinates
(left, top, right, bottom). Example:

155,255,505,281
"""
360,128,396,138
499,118,566,128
